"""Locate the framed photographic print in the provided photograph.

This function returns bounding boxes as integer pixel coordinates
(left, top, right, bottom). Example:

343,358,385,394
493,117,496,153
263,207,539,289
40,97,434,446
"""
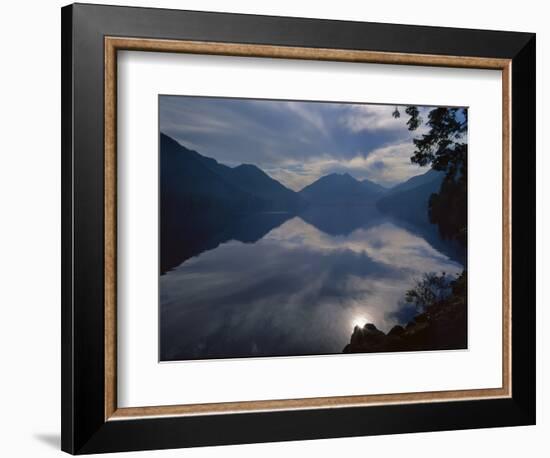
61,3,536,454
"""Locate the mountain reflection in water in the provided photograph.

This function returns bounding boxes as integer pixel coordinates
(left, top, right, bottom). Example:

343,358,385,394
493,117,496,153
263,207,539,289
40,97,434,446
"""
160,206,464,361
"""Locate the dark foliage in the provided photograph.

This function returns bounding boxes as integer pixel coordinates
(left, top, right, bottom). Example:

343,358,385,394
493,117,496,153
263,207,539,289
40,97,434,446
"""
404,106,468,245
405,105,422,131
404,272,454,312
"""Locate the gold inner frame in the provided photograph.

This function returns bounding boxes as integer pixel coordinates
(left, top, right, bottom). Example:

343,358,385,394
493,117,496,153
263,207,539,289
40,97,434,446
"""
104,37,512,421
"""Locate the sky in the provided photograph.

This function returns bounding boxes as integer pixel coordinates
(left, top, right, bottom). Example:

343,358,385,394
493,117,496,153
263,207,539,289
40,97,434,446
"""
159,95,437,191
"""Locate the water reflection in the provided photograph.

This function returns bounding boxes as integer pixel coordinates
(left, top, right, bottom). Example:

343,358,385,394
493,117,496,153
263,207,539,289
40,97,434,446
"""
160,206,464,361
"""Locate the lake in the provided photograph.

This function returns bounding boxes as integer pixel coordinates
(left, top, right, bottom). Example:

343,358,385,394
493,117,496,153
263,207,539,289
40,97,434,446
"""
160,206,464,361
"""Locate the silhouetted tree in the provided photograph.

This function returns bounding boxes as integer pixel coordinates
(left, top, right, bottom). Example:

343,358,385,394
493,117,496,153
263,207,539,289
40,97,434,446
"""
395,106,468,245
404,272,454,312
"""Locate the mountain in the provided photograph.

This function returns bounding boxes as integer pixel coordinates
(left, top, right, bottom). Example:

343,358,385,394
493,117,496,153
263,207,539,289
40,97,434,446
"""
376,169,445,225
160,132,304,214
388,169,445,194
161,133,263,216
161,132,308,273
360,178,387,195
299,173,383,205
229,163,304,211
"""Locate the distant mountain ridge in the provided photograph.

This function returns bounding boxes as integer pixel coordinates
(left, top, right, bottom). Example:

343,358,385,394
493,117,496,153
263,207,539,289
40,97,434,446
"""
388,169,445,194
360,178,387,195
161,133,305,214
229,163,303,210
298,173,385,206
160,133,455,272
376,169,445,225
161,132,443,217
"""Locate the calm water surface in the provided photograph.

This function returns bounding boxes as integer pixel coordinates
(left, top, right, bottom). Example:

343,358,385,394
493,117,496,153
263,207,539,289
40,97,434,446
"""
160,207,463,361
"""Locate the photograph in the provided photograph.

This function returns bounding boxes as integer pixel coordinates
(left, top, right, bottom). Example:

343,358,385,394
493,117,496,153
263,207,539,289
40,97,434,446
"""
159,96,468,361
0,0,541,455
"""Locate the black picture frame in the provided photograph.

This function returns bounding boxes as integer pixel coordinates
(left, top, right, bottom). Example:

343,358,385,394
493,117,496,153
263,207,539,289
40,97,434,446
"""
61,3,536,454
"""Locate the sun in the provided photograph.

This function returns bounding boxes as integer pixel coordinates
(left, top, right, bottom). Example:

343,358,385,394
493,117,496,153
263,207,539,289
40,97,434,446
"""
351,315,370,329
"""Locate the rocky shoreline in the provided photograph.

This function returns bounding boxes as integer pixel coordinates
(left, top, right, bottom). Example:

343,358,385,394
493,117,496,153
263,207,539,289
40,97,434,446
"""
343,272,467,354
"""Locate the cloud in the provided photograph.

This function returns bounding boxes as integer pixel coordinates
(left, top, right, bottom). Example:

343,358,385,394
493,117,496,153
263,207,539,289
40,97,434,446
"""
265,167,320,192
160,96,447,190
264,142,426,190
282,101,327,133
340,104,407,133
356,142,427,186
340,105,433,139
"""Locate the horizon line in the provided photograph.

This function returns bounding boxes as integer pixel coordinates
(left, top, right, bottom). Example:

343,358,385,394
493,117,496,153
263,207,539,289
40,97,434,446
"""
160,131,431,192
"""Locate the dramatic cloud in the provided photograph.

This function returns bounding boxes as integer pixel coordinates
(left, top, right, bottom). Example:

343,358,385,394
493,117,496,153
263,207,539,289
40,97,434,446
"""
264,143,427,190
354,142,428,187
160,96,437,189
339,104,407,132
